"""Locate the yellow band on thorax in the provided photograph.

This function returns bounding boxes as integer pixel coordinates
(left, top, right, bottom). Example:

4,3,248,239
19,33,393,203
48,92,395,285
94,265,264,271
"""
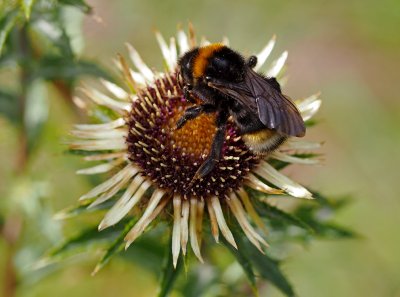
193,43,224,78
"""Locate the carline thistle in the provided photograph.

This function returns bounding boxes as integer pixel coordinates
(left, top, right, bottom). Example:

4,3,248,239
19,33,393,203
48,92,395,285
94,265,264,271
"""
66,26,322,268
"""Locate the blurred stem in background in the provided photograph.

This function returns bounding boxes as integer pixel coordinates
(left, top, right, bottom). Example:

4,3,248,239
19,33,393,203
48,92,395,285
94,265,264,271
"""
16,24,30,173
2,24,30,297
0,1,110,296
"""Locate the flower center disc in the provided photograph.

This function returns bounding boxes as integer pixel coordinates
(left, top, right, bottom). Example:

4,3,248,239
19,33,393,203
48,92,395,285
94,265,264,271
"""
169,110,216,158
126,74,259,198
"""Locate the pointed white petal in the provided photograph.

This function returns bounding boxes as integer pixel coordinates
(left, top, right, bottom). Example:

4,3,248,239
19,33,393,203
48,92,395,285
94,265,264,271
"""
200,37,210,46
72,96,87,109
89,169,136,207
81,88,130,112
196,198,205,246
83,152,127,161
297,93,322,121
266,51,288,77
190,198,203,262
254,35,276,71
236,188,268,235
177,29,189,54
296,93,320,110
221,36,229,46
99,176,150,229
270,151,320,165
71,128,126,139
172,195,181,268
255,161,313,199
206,198,219,242
74,118,125,131
100,79,129,101
169,37,178,67
211,196,237,249
283,139,323,151
79,165,137,200
188,23,197,48
76,158,125,175
246,173,283,194
116,54,140,92
129,70,146,85
155,31,174,71
180,199,189,255
228,193,269,251
68,138,126,151
125,190,166,246
126,43,155,82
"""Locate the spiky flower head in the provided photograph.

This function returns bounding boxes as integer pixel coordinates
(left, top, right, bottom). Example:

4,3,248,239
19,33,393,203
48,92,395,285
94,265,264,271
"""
65,26,322,268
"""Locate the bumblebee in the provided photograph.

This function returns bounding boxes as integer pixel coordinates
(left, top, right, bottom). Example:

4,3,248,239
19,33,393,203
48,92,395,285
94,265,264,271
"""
177,43,305,181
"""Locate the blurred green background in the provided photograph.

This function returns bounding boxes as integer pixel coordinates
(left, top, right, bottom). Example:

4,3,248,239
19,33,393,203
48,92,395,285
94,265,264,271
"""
1,0,399,296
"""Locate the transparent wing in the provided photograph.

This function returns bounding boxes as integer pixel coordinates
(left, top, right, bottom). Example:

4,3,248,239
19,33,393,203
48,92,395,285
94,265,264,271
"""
211,68,305,137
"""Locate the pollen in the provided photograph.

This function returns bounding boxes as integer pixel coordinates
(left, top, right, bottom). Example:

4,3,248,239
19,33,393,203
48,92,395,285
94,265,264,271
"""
168,107,216,158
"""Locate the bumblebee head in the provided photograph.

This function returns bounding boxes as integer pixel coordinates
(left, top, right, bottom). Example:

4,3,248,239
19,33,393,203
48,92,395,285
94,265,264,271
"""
178,44,246,88
178,48,198,86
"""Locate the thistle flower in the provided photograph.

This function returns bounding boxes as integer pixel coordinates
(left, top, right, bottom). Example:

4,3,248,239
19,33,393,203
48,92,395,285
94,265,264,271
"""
67,27,321,268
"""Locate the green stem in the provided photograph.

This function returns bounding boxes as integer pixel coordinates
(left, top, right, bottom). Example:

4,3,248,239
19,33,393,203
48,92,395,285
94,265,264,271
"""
2,24,31,297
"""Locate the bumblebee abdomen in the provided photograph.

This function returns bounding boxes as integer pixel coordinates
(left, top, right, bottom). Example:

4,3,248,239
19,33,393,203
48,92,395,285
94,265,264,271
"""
242,129,287,154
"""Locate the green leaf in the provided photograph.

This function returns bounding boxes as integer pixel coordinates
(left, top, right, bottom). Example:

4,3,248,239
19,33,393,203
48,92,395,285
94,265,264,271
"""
40,225,138,275
62,5,84,54
24,79,49,153
310,222,358,239
53,200,115,220
45,220,129,263
291,191,358,240
251,252,295,297
221,236,257,294
311,190,353,211
248,188,313,232
269,153,321,171
231,227,296,297
21,0,36,19
295,207,358,239
121,229,166,273
92,218,137,275
0,9,19,55
178,266,218,297
32,17,75,58
157,236,183,297
305,118,318,127
58,0,92,14
64,149,114,156
0,89,19,123
34,55,114,82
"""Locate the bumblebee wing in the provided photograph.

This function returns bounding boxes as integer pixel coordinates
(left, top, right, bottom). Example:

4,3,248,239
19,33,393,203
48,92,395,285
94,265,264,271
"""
212,69,305,137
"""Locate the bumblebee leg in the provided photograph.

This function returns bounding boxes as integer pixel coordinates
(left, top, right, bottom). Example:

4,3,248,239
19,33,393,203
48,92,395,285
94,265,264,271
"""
247,55,258,68
183,85,196,103
190,109,229,182
176,104,216,130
